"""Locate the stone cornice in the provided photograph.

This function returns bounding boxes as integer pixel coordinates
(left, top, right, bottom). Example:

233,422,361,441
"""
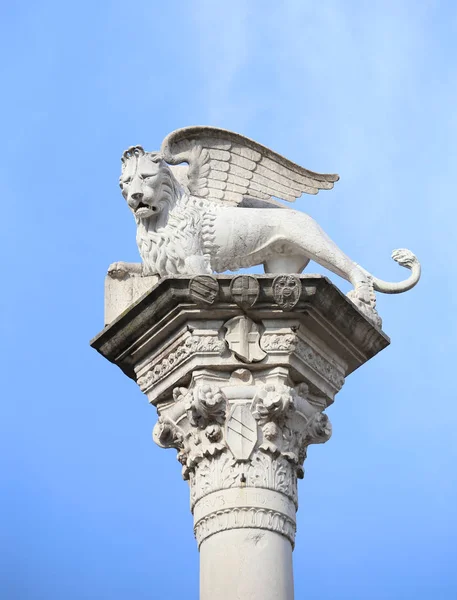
91,275,389,383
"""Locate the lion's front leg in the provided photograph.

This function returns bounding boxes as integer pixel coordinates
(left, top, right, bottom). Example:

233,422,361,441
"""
107,261,144,279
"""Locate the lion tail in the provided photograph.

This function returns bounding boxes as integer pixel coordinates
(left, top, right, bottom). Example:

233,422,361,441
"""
371,249,421,294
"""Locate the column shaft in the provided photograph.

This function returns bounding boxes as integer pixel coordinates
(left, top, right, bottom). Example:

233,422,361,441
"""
200,529,294,600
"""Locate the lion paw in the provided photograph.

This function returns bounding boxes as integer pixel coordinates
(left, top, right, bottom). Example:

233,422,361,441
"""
349,281,375,307
107,262,131,280
347,291,382,328
347,280,382,328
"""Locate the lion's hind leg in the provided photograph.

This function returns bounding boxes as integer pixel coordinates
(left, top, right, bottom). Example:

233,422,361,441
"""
263,254,310,274
272,211,382,326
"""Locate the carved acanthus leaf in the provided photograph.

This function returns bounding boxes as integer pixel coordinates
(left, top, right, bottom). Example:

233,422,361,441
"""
194,507,297,549
188,450,299,509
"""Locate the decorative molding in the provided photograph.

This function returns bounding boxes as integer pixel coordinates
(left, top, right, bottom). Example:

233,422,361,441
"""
260,333,297,352
137,334,224,391
295,338,345,390
194,506,297,548
189,450,299,509
260,334,345,390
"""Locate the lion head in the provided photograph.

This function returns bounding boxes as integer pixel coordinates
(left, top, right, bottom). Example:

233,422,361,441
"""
119,146,180,220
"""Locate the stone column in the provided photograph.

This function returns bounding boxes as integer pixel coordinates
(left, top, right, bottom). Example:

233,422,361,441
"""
91,274,389,599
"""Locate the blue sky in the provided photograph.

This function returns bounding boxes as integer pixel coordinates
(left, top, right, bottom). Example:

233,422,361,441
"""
1,1,457,598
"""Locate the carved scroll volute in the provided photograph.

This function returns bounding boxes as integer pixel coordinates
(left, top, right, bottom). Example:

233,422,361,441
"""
292,382,332,446
303,412,332,446
292,383,332,478
153,416,184,451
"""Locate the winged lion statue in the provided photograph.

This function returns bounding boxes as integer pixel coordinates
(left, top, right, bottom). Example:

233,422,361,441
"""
109,126,421,327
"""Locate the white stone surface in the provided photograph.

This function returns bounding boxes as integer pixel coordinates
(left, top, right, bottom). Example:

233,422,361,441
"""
150,352,332,599
104,269,158,326
115,128,421,327
200,529,294,600
92,274,391,600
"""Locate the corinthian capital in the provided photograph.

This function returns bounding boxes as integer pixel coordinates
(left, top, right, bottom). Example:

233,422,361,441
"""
149,367,333,548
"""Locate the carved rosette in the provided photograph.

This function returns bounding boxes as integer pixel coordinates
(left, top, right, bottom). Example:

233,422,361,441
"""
152,368,332,548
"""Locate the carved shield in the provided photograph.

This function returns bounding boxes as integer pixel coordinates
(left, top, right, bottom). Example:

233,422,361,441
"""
224,316,267,363
272,275,302,310
226,403,258,461
230,276,260,309
189,276,219,305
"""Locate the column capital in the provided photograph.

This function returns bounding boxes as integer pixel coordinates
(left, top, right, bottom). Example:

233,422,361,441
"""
152,366,332,547
91,275,388,549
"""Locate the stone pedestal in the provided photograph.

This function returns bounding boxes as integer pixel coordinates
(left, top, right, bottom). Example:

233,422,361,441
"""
91,274,389,599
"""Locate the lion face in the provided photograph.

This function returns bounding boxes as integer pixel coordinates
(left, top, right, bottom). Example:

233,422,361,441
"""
119,147,174,220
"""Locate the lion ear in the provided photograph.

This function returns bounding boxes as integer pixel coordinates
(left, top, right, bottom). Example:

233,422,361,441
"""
168,164,189,190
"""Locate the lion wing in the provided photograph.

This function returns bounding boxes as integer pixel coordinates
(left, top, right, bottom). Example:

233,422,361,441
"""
160,126,339,207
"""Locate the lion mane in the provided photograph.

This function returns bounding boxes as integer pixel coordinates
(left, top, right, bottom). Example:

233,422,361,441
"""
135,168,213,276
